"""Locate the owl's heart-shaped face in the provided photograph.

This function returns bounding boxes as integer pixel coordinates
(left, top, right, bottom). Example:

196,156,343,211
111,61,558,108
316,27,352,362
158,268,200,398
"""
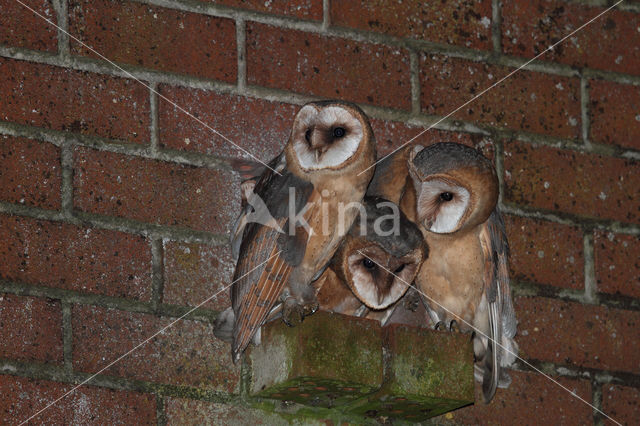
291,104,364,171
409,143,498,234
414,177,471,234
345,244,421,310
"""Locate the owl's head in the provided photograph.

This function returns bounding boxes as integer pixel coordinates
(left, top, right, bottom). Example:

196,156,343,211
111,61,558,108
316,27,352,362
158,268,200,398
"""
336,197,426,310
408,142,498,234
289,101,374,172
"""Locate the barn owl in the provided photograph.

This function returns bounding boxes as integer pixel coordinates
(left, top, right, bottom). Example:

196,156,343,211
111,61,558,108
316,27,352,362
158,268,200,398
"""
222,100,376,363
404,142,518,403
313,196,426,325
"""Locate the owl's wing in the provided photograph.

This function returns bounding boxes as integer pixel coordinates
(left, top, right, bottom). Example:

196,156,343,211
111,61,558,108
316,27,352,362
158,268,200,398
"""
479,208,517,402
366,146,411,204
230,154,315,362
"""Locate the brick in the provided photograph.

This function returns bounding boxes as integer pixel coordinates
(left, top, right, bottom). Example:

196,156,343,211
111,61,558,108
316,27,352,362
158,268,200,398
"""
589,80,640,151
505,215,584,290
73,147,240,234
331,0,492,50
0,294,62,364
0,0,57,52
0,135,61,210
516,296,640,373
165,398,291,425
0,375,155,425
420,55,581,138
448,370,592,425
246,23,411,110
206,0,322,20
502,0,640,76
158,86,297,161
369,118,480,157
69,0,236,82
0,214,151,300
72,305,239,392
594,231,640,299
504,141,640,224
162,241,234,310
0,58,149,143
602,384,640,426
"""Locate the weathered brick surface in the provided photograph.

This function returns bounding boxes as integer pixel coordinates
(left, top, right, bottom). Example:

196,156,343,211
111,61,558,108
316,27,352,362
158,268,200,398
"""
0,214,152,300
0,0,57,52
158,85,296,161
602,384,640,426
72,305,240,392
420,55,581,138
165,398,291,425
69,0,237,82
516,296,640,373
505,215,584,290
370,118,480,157
0,294,62,365
589,80,640,151
331,0,492,50
207,0,322,19
246,23,411,110
162,241,234,310
450,370,593,425
504,141,640,224
0,136,61,210
594,231,640,299
73,147,240,234
502,0,640,76
0,375,156,425
0,58,150,144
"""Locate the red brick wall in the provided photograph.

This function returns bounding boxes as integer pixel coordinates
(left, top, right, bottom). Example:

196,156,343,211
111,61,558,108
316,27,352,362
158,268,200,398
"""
1,0,638,424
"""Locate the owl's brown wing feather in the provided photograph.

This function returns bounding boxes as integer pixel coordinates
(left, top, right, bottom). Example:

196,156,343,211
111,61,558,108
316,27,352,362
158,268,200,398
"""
230,154,315,362
479,209,514,403
231,220,293,362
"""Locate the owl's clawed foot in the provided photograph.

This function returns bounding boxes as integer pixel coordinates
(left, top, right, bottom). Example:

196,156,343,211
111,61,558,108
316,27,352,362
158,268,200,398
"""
302,301,319,317
282,298,318,327
435,320,461,332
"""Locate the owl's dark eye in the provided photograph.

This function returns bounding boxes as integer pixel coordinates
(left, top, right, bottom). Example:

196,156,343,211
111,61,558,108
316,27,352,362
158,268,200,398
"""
440,192,453,202
394,264,405,274
305,129,312,143
362,258,376,269
332,127,346,138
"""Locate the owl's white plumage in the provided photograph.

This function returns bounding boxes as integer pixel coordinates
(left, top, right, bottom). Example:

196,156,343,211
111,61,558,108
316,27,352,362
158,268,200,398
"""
346,250,415,310
415,179,470,233
291,105,363,170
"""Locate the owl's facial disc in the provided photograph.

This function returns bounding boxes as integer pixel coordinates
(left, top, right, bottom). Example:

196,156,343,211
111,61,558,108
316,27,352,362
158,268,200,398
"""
415,178,470,234
346,245,414,310
292,105,363,170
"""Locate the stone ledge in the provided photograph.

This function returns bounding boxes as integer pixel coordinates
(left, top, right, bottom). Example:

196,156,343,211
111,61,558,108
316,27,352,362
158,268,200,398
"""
246,311,474,422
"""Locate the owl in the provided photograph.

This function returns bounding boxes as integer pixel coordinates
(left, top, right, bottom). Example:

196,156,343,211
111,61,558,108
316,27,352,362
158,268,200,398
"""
403,142,518,403
224,100,376,362
313,196,427,325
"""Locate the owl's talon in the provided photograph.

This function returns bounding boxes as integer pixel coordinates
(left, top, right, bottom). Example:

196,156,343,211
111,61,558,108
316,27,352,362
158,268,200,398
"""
302,301,319,317
435,321,447,331
450,320,461,333
282,297,304,327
